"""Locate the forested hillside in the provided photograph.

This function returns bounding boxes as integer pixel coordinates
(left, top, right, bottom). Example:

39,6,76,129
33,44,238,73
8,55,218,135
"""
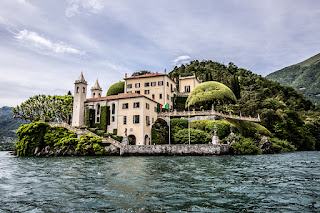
169,60,320,150
0,106,28,150
266,53,320,105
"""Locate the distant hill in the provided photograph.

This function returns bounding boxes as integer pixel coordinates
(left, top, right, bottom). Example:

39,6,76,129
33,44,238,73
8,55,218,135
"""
266,53,320,105
0,106,28,150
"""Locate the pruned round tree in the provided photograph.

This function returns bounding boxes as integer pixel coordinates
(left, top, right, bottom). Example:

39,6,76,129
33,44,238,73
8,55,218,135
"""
186,81,236,109
107,81,125,96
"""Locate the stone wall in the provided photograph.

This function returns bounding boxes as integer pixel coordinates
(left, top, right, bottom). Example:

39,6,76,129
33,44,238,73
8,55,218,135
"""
120,144,230,156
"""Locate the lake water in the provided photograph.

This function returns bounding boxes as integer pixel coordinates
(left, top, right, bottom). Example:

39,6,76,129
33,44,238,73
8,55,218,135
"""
0,151,319,212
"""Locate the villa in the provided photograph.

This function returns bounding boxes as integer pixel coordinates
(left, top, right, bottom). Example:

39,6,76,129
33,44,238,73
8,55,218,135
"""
72,71,201,145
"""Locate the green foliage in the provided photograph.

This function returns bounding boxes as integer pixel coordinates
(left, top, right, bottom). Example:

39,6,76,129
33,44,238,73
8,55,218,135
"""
204,120,232,138
44,127,77,146
227,119,272,138
231,135,261,155
175,96,188,111
54,137,79,150
270,138,296,153
173,128,211,144
12,94,73,122
76,134,103,155
230,74,241,99
15,122,50,156
107,82,125,96
151,118,168,144
170,118,188,134
132,70,151,76
93,143,104,155
85,109,95,127
186,81,236,109
93,106,108,130
190,120,210,131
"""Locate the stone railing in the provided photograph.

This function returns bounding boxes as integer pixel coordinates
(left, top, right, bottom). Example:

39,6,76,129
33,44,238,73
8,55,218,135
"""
47,122,122,148
158,109,260,122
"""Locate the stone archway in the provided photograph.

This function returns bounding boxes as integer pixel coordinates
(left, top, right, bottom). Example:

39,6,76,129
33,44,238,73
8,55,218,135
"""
144,135,149,145
128,135,136,145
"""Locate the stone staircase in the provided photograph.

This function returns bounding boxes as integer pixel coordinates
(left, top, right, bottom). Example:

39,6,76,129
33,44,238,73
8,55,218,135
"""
47,122,122,148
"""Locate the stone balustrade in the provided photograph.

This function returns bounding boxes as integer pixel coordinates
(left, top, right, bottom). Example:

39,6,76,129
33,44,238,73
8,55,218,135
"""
158,109,260,122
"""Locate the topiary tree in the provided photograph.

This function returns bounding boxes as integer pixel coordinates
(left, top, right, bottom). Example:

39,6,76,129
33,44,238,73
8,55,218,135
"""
107,81,125,96
186,81,236,109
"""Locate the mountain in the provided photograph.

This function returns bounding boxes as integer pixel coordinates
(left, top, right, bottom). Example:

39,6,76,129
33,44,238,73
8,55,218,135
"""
0,106,28,150
266,53,320,106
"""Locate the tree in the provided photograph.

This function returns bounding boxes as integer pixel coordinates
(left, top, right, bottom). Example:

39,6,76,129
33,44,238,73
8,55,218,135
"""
132,70,151,76
107,82,125,96
230,75,241,99
12,95,73,122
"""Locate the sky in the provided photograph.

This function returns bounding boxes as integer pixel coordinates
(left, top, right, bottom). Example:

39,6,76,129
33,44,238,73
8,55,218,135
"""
0,0,319,107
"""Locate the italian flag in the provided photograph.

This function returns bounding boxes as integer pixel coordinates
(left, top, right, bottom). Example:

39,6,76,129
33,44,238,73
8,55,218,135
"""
160,103,169,109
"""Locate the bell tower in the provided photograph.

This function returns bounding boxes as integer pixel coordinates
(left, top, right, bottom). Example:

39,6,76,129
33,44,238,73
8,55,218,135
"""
72,72,87,127
91,79,102,98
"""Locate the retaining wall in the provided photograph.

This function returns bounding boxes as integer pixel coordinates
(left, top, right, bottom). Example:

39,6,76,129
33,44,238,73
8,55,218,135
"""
120,144,230,156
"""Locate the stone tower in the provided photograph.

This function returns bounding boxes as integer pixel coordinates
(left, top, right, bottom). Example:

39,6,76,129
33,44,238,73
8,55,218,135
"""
72,72,87,127
91,79,102,98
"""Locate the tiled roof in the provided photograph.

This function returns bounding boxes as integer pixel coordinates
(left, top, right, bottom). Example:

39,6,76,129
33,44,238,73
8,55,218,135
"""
85,93,159,103
124,73,167,79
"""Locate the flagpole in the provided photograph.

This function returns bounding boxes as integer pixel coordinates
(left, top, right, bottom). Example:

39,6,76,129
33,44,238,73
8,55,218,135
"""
168,111,171,145
188,103,190,145
150,107,152,145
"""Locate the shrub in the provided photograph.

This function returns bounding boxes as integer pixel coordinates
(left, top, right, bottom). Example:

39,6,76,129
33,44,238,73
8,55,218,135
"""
231,135,261,155
76,134,103,155
54,137,79,150
151,118,169,144
205,120,232,138
173,128,211,144
190,120,210,131
107,81,124,96
15,122,51,156
170,118,188,134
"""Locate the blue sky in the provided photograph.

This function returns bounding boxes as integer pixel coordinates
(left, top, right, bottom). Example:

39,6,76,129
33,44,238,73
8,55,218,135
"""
0,0,319,107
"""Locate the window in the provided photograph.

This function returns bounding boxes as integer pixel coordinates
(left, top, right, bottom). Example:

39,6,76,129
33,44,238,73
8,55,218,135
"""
171,84,173,92
167,94,169,100
167,82,169,87
135,83,140,88
158,81,163,86
76,87,79,93
185,85,190,92
96,117,100,122
146,103,149,109
128,91,132,93
123,116,127,125
145,90,150,95
154,107,157,112
135,90,140,94
83,87,85,93
151,82,156,86
112,116,115,122
144,82,150,87
152,94,155,99
171,97,174,102
146,116,150,126
133,102,140,108
152,117,154,123
93,92,95,96
133,115,140,124
159,93,162,99
127,84,132,88
97,104,100,115
98,93,100,96
112,104,115,114
122,103,128,109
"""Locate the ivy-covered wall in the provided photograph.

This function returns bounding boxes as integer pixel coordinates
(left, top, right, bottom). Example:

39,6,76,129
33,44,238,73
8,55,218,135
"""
93,106,110,130
85,109,95,127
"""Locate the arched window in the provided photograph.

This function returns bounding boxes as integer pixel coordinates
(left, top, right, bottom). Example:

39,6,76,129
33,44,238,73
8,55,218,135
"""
93,92,95,97
97,104,100,115
76,87,79,93
112,103,115,114
83,87,85,93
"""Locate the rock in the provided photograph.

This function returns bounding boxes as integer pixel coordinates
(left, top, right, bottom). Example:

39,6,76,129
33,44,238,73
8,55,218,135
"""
259,137,275,154
34,147,40,155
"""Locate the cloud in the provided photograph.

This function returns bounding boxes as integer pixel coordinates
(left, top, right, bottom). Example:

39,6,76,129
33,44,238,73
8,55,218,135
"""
172,55,191,66
66,0,104,17
15,29,85,55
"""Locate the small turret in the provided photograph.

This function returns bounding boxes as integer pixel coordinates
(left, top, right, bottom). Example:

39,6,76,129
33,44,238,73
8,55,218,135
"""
91,79,102,98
